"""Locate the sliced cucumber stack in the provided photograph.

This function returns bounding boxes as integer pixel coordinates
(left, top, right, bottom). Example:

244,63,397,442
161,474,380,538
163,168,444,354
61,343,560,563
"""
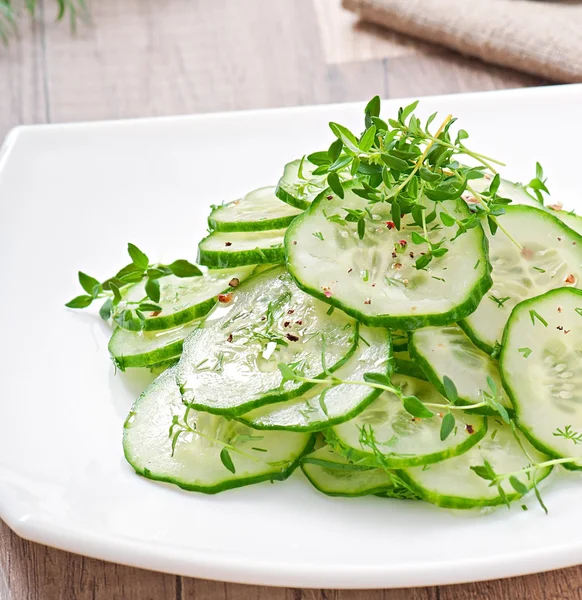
500,287,582,469
124,368,313,493
286,189,492,329
397,423,552,508
328,375,487,469
460,205,582,354
208,186,302,232
198,230,285,268
409,325,511,409
120,267,254,331
109,322,199,370
67,95,580,512
176,267,358,416
239,326,390,431
301,445,412,498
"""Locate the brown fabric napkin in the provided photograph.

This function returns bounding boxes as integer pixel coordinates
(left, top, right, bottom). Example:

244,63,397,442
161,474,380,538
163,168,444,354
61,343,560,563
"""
342,0,582,83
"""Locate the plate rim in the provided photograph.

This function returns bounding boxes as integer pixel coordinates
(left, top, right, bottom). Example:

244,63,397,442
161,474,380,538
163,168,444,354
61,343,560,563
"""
3,504,582,589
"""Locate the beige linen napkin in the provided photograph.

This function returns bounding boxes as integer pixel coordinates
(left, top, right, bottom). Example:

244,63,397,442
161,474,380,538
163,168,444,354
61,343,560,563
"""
342,0,582,82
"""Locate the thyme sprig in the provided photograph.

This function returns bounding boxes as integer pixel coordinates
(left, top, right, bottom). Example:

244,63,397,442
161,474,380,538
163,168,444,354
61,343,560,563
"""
470,455,580,513
65,242,202,329
303,97,549,263
277,362,500,426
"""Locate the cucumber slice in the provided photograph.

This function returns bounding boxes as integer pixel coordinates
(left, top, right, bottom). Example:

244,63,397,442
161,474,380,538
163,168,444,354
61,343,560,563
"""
328,375,487,468
198,230,285,268
301,446,406,497
500,287,582,469
208,187,302,232
123,368,313,493
460,205,582,354
409,325,511,409
109,322,199,370
239,326,390,431
148,357,180,373
397,423,552,509
176,267,358,416
275,159,325,210
285,190,492,329
548,207,582,236
120,267,254,331
393,350,427,381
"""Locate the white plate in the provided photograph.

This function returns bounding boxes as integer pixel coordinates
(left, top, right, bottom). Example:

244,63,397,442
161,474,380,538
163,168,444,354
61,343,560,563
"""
1,84,582,589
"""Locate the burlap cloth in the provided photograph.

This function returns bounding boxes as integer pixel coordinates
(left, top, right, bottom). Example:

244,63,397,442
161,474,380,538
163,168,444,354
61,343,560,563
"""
342,0,582,82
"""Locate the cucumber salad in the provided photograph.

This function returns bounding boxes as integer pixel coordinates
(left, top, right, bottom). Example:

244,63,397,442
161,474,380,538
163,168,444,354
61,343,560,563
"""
66,97,582,511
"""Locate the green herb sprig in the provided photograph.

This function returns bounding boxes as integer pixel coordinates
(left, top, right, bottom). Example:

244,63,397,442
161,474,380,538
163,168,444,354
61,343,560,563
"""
553,425,582,445
0,0,89,45
65,242,202,329
470,454,580,514
526,162,551,205
277,361,499,424
300,97,554,269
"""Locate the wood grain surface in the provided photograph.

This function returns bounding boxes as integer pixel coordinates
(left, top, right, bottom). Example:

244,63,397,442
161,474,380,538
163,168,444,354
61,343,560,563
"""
1,1,579,598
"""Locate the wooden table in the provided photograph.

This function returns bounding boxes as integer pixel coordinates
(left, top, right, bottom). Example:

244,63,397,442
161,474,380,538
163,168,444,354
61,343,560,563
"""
1,1,580,598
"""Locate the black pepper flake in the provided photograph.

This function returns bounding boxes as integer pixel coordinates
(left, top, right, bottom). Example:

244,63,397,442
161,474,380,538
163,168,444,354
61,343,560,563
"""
225,241,232,247
292,241,297,245
565,329,571,334
287,309,295,314
409,251,415,258
465,424,475,434
557,325,564,331
284,321,290,327
295,320,302,325
364,298,371,305
286,333,299,342
326,195,333,200
261,316,266,321
348,268,353,273
391,252,397,259
227,333,233,342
